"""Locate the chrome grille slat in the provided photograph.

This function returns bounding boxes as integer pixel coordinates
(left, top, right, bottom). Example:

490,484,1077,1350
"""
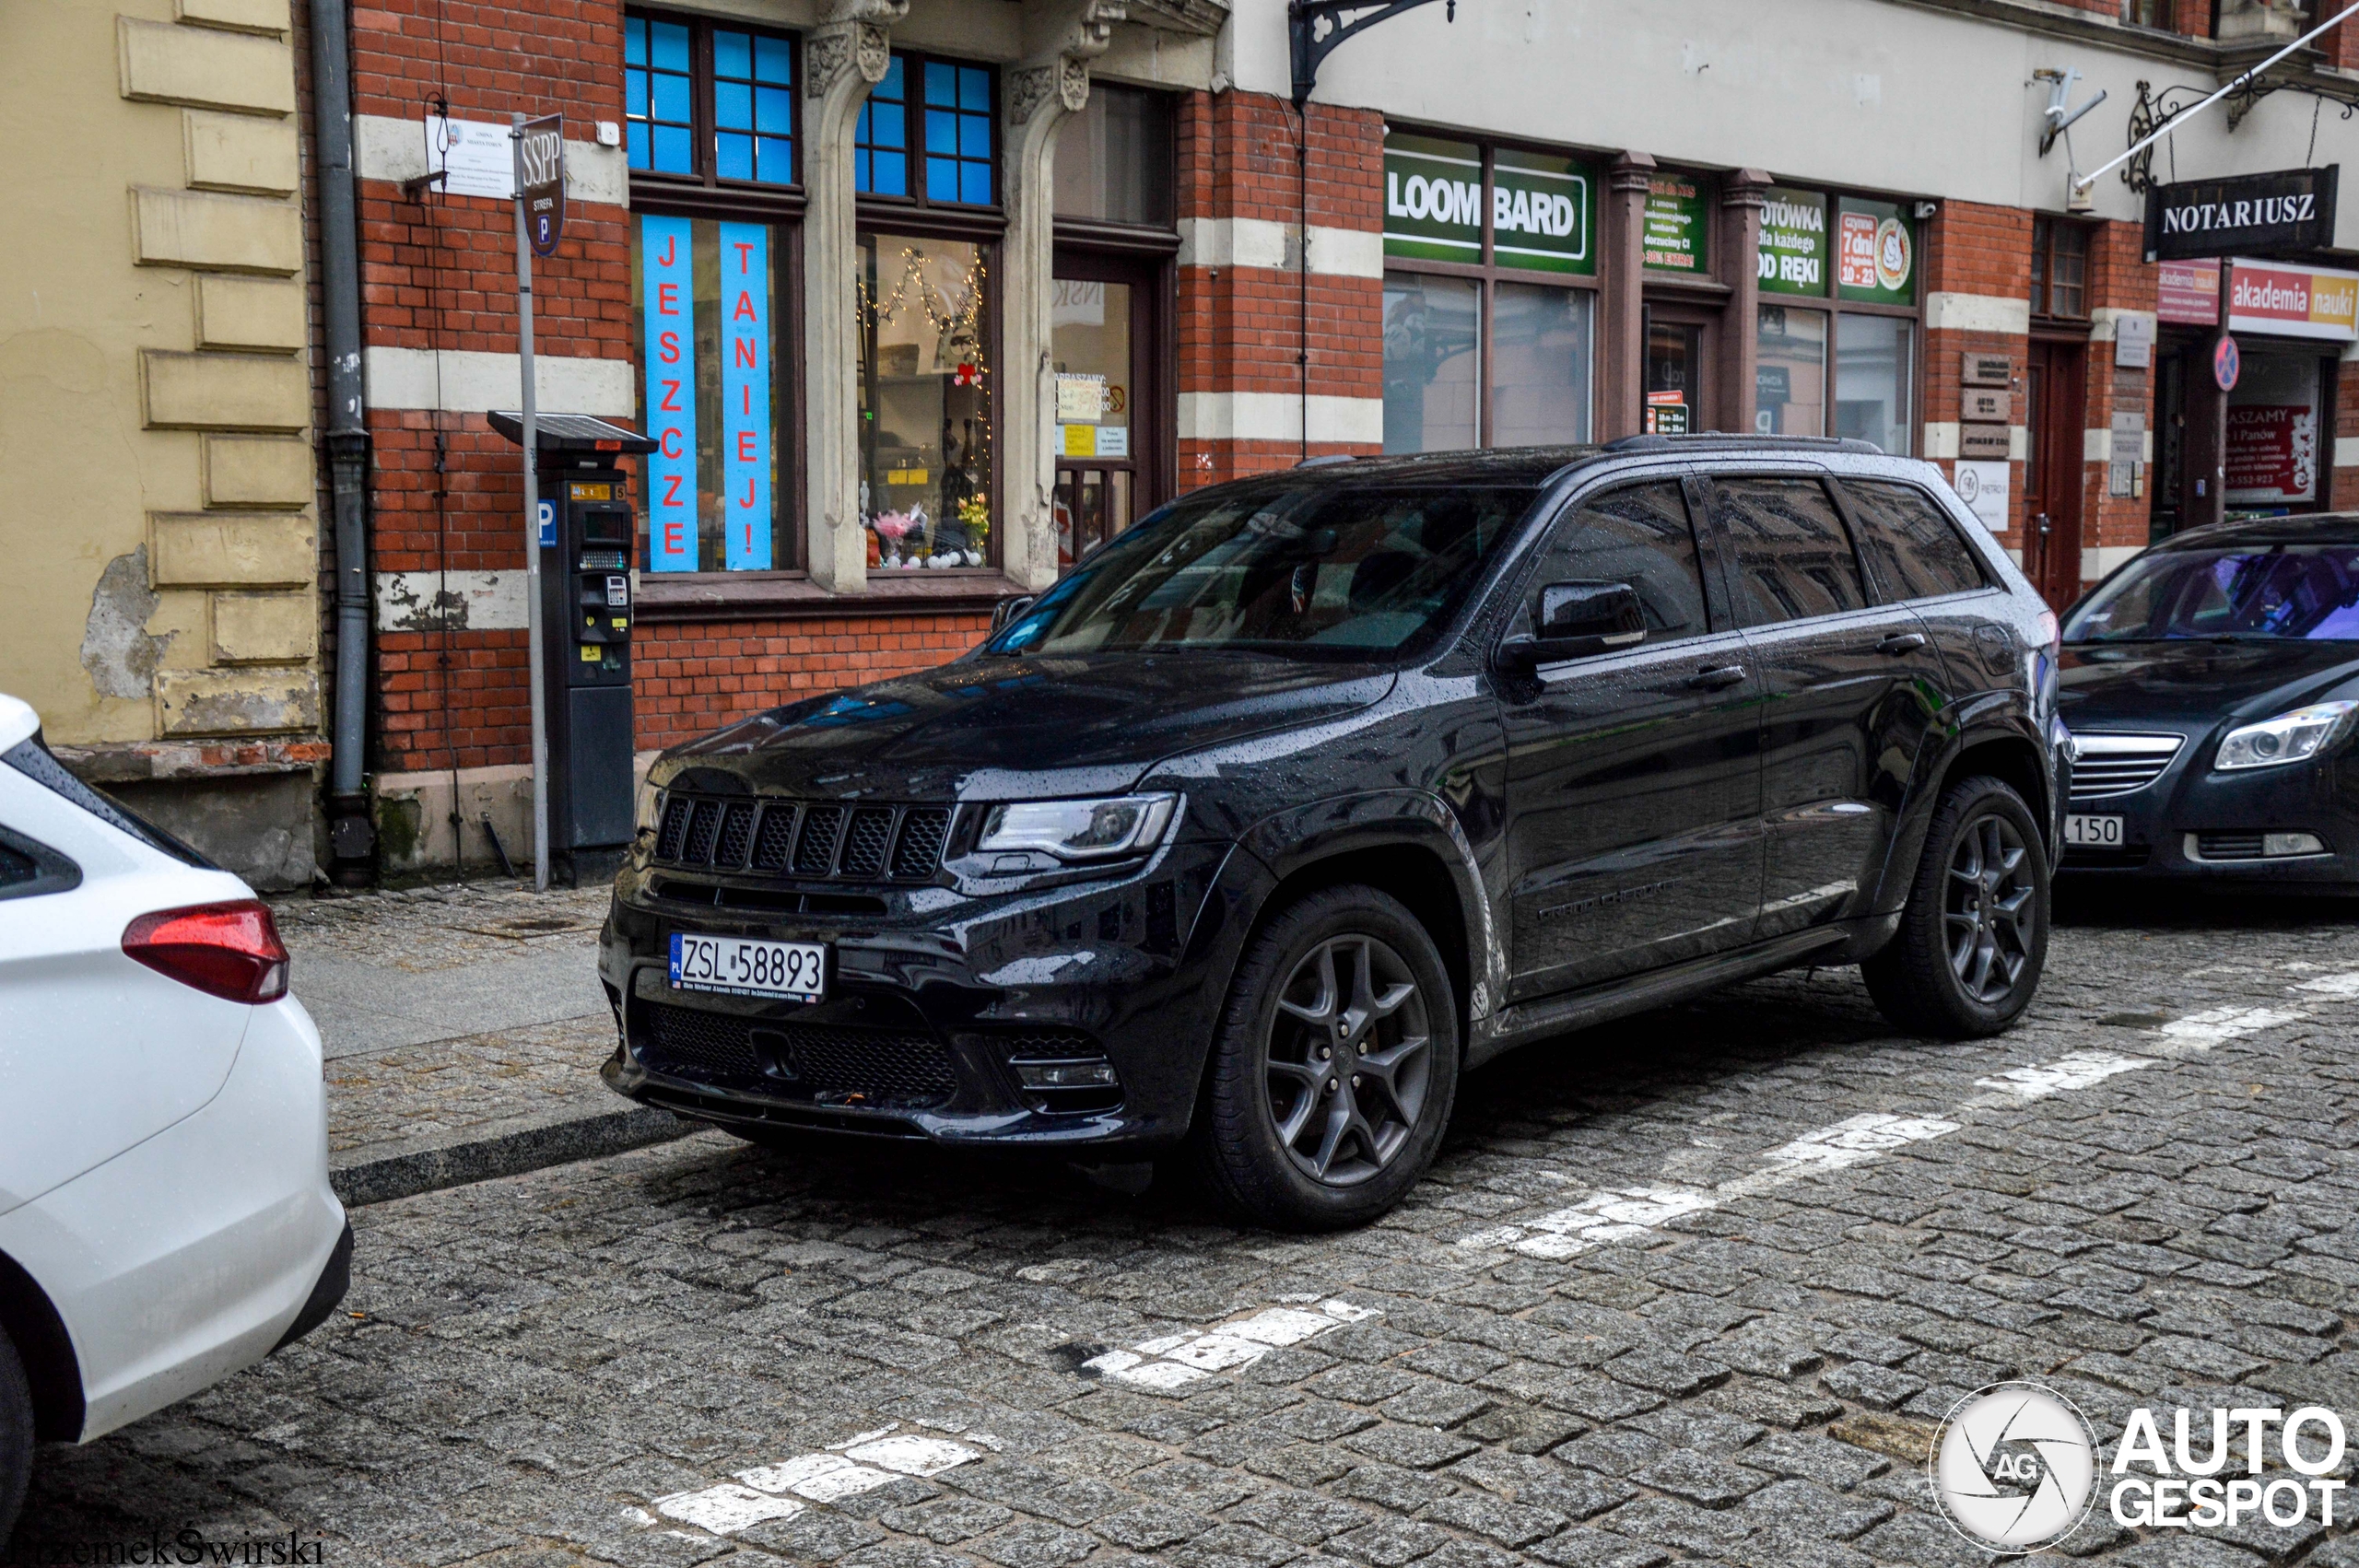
2069,733,2184,804
651,792,951,883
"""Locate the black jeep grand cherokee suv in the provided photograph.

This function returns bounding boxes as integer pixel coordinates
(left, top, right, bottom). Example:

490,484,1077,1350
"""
601,436,2064,1229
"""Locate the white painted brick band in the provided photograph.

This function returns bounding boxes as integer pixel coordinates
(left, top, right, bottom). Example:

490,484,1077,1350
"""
364,346,635,415
1177,218,1385,279
1925,291,2032,335
1179,391,1386,444
354,114,628,205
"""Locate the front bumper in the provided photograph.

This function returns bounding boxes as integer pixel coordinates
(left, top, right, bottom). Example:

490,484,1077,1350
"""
598,837,1256,1153
2058,743,2359,889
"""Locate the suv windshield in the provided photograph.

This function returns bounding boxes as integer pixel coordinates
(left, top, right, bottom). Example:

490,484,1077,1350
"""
2064,543,2359,643
989,481,1534,661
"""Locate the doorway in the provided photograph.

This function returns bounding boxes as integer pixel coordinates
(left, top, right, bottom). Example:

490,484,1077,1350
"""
1643,305,1717,435
2023,338,2086,609
1050,251,1166,570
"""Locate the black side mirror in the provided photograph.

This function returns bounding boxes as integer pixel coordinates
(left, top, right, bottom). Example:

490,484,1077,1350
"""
1496,580,1646,673
991,593,1037,633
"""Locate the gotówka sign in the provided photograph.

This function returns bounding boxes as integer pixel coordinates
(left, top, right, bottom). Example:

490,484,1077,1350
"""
1758,187,1827,296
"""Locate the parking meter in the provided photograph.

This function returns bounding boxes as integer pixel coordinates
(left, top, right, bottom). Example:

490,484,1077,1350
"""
489,411,658,884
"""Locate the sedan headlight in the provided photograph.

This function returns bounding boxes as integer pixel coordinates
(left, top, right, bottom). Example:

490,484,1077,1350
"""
977,794,1179,861
2214,702,2358,771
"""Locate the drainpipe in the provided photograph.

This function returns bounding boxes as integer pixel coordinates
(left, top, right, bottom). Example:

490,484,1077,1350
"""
311,0,375,883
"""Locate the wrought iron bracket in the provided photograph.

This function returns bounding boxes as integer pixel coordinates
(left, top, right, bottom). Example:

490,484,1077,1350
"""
1288,0,1452,107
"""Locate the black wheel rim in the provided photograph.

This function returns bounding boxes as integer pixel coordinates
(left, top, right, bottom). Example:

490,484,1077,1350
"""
1264,934,1433,1188
1944,813,2037,1004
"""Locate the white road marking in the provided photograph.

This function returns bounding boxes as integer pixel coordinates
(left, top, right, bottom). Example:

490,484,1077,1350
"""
652,1483,805,1534
646,1425,984,1535
1508,1186,1720,1261
1082,1298,1379,1388
2296,971,2359,998
2158,1005,2306,1048
1976,1051,2151,1099
1757,1111,1961,1171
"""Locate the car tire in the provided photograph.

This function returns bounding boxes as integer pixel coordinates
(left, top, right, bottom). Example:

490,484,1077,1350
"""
0,1323,32,1548
1863,774,2050,1039
1192,885,1459,1232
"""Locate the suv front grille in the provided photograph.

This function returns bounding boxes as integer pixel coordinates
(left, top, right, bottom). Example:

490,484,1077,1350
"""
654,794,951,883
2070,733,2184,803
642,1002,959,1105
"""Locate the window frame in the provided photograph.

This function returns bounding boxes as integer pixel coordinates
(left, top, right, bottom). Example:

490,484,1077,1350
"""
625,7,803,195
856,50,1003,215
1696,471,1879,630
2031,216,2094,323
1749,186,1923,451
1380,125,1603,451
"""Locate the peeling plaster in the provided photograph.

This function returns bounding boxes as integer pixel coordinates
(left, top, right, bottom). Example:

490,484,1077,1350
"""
80,546,168,700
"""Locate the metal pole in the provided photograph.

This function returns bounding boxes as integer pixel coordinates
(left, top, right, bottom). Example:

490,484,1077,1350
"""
2076,6,2359,192
513,111,549,892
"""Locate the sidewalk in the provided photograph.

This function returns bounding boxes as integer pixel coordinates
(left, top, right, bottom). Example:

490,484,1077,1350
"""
274,880,691,1207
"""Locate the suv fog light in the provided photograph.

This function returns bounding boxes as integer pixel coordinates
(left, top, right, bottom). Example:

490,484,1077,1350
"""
2266,832,2328,857
1013,1058,1120,1089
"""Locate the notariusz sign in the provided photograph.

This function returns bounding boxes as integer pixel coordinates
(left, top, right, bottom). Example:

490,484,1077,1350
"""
2144,168,2338,262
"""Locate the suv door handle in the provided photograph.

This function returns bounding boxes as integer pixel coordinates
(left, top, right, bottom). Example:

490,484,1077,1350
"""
1686,662,1747,690
1874,631,1929,655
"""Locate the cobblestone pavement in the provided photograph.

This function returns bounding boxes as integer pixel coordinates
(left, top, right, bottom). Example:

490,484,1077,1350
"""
274,883,616,1161
18,895,2359,1568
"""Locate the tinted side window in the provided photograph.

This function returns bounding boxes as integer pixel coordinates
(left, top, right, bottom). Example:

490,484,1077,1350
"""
1527,482,1708,640
1711,476,1869,626
1843,480,1989,601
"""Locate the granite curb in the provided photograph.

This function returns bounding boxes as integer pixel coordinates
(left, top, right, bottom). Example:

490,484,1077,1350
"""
328,1102,697,1208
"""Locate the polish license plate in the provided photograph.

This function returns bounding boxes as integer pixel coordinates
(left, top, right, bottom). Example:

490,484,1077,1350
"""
2064,814,2125,847
668,932,826,1001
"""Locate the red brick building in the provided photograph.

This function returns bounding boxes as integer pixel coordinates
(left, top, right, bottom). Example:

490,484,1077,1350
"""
295,0,2359,877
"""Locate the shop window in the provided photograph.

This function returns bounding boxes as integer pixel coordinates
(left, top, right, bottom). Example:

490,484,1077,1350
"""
631,215,793,572
1756,306,1827,437
2225,351,2325,508
1490,284,1594,446
1054,86,1175,228
2032,217,2090,320
2121,0,2167,26
1836,312,1914,456
858,233,994,568
858,53,994,206
1380,129,1597,452
855,56,910,196
624,12,797,187
1382,273,1480,452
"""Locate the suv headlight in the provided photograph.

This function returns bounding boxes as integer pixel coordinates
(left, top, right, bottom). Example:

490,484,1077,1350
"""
635,776,663,834
2214,702,2358,771
977,794,1179,861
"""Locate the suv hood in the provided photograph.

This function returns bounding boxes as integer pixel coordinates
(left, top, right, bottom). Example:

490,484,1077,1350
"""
657,655,1399,801
2060,640,2359,732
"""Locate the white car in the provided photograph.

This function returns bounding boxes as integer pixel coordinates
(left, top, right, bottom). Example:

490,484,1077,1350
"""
0,695,348,1539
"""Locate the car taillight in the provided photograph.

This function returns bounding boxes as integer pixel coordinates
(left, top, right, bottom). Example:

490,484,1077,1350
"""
123,899,288,1003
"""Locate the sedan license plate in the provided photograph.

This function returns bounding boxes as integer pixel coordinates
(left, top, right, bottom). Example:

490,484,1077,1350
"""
2064,813,2125,848
668,932,826,1001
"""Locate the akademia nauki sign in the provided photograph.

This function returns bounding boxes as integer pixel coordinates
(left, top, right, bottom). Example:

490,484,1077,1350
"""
2143,167,2339,263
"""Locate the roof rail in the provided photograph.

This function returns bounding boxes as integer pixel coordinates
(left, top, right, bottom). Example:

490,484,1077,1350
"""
1294,453,1356,469
1602,433,1884,456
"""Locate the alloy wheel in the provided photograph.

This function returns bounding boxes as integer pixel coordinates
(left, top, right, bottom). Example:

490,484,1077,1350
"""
1943,813,2037,1004
1263,934,1432,1187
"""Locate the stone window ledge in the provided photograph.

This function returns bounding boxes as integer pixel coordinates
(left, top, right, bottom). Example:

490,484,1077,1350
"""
52,737,330,783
